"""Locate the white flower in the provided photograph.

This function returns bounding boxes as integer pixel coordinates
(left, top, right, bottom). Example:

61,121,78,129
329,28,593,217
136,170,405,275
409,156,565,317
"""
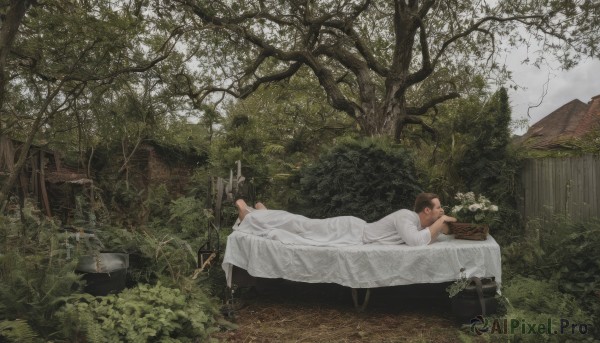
465,192,476,201
452,191,498,223
468,204,481,212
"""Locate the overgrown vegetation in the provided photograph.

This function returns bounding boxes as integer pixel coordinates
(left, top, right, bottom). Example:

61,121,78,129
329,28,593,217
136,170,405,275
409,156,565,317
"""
0,186,225,342
500,215,600,341
57,283,218,342
0,208,84,342
0,1,598,340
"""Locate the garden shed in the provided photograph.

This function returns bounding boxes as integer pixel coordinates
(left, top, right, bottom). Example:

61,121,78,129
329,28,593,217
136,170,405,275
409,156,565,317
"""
94,139,208,196
0,135,91,220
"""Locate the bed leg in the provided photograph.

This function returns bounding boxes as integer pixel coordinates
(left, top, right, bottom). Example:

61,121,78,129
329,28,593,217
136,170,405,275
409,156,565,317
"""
221,286,241,318
351,288,371,312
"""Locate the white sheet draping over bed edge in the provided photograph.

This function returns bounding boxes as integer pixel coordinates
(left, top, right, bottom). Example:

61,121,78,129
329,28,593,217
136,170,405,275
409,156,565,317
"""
222,231,502,289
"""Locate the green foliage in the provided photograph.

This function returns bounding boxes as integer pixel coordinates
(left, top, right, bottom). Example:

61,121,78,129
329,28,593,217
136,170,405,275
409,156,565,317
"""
294,137,423,222
211,68,356,208
57,283,218,343
0,209,85,341
0,191,223,342
547,222,600,336
95,227,199,289
0,320,39,343
416,88,524,241
173,0,600,138
453,88,513,195
168,196,212,239
446,277,472,298
502,215,600,339
497,276,592,342
144,184,172,223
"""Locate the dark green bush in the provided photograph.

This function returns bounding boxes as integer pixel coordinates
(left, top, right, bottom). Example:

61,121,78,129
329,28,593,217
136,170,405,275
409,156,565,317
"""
294,137,423,222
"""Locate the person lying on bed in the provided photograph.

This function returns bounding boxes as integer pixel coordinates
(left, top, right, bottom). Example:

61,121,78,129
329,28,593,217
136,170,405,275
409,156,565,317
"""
234,192,456,247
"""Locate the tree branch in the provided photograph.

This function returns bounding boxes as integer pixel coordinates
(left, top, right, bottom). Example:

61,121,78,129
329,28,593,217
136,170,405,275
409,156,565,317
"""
405,92,460,116
64,26,183,82
239,61,304,98
404,15,432,88
432,14,546,67
402,114,437,137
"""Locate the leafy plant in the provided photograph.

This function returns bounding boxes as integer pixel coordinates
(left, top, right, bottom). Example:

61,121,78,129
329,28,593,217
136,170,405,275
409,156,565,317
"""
502,215,600,340
167,196,212,239
499,276,591,342
0,320,39,343
445,269,471,298
57,283,218,343
0,208,85,341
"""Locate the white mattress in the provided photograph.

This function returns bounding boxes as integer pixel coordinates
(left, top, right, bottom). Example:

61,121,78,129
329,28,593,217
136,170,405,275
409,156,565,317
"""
222,231,502,289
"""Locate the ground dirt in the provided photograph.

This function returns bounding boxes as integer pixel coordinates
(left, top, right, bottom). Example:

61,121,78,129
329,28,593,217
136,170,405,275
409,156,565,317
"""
211,279,489,342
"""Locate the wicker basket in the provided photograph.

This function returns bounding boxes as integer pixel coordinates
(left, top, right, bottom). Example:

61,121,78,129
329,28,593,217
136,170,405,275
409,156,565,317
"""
449,222,489,240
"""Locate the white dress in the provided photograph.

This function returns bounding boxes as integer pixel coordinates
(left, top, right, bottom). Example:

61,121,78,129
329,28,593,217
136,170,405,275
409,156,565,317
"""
235,209,432,247
235,210,366,246
363,209,431,246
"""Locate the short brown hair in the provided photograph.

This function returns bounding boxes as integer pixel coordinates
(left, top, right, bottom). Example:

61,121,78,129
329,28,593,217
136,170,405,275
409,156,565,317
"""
414,193,439,213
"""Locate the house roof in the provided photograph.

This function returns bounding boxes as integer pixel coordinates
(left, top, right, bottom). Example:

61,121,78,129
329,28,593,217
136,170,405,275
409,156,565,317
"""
573,94,600,137
516,94,600,149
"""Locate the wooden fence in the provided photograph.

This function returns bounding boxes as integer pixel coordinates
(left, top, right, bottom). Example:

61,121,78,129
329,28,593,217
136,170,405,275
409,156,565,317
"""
518,154,600,222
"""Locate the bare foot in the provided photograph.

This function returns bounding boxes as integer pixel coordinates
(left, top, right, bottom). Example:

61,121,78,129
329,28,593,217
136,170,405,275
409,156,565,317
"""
235,199,253,221
255,202,267,210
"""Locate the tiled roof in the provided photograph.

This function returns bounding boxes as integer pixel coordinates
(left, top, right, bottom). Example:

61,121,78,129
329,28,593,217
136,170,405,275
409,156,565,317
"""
516,99,588,149
573,94,600,137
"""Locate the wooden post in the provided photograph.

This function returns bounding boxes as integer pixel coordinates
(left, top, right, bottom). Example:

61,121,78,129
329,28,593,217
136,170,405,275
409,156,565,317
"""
39,151,51,217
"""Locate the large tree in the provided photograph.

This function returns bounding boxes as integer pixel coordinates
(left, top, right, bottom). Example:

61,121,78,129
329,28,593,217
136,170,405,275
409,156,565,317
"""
173,0,599,140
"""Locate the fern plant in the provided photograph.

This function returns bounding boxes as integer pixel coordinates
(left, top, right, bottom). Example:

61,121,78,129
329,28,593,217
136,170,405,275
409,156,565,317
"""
0,319,40,343
57,283,218,342
0,210,85,342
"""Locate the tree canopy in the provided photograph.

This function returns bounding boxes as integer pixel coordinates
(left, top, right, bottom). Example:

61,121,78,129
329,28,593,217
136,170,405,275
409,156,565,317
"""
172,0,600,139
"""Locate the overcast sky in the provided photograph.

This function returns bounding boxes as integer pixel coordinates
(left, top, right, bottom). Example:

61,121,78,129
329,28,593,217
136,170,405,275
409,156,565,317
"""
504,52,600,135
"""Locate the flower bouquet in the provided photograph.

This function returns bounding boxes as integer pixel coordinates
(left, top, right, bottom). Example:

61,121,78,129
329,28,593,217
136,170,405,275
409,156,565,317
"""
449,192,499,240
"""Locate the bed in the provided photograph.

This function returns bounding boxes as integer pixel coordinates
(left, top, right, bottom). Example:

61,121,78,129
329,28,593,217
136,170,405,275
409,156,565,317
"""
222,230,502,290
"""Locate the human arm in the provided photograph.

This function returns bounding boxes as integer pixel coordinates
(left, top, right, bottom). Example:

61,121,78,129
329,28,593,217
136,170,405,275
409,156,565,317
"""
427,215,457,243
393,210,433,246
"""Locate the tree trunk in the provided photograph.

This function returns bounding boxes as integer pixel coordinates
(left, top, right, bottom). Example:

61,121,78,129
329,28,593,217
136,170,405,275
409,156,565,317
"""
0,0,32,128
354,99,407,140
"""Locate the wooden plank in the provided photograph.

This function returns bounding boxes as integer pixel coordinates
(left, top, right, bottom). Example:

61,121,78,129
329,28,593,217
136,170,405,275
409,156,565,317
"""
525,159,531,222
567,157,575,219
545,158,554,215
576,156,582,218
518,154,600,224
561,157,569,214
582,155,591,220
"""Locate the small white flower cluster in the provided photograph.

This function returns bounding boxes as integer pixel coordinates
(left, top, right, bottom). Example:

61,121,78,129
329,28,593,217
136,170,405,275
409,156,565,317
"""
451,192,498,224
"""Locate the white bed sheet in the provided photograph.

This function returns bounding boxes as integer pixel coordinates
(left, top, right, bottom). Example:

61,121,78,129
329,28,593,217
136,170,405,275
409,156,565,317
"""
222,231,502,289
